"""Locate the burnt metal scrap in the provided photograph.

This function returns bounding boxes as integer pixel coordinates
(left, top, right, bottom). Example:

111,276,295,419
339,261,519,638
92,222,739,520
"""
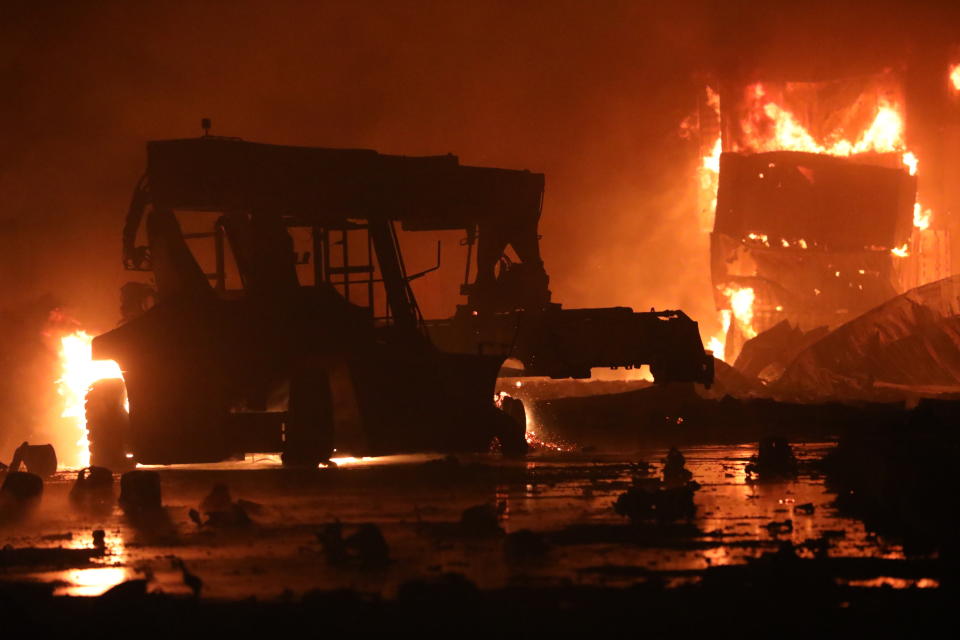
91,135,712,466
713,150,916,350
775,274,960,399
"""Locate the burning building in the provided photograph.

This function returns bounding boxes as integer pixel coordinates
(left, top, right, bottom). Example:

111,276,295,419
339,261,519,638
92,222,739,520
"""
694,56,960,363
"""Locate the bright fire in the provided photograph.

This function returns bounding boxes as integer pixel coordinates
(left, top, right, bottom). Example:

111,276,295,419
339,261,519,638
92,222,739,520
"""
950,64,960,92
57,331,123,469
913,202,932,232
690,81,931,363
694,87,722,232
723,286,757,341
741,83,910,161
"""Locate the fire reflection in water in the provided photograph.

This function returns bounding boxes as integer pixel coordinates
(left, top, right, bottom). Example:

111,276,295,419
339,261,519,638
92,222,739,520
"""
57,567,130,597
54,528,130,596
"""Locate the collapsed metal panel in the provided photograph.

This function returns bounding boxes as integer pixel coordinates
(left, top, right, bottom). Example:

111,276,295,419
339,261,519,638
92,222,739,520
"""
715,151,915,249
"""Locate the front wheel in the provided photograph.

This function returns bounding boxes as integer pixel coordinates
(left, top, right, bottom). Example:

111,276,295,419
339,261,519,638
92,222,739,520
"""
86,379,135,471
281,368,334,468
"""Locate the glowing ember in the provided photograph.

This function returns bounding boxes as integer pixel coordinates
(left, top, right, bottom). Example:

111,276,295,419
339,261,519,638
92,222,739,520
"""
891,244,910,258
525,426,576,453
746,232,769,246
57,331,123,469
950,63,960,92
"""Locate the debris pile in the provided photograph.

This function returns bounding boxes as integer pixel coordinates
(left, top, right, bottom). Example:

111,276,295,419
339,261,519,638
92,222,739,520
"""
745,437,798,480
614,448,699,523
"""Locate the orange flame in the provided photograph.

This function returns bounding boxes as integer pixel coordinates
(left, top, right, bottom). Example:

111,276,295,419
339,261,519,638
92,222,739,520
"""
57,331,123,469
902,151,918,176
706,336,725,363
950,64,960,92
913,202,932,232
723,286,757,341
741,83,911,164
696,87,722,232
687,82,924,363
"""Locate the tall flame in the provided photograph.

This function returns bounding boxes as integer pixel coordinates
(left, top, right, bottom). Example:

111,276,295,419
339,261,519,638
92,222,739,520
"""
723,286,757,341
913,202,932,232
57,331,123,469
696,86,722,232
741,83,911,162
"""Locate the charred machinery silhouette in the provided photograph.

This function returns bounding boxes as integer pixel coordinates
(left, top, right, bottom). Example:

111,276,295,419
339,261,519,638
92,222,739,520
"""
89,133,713,467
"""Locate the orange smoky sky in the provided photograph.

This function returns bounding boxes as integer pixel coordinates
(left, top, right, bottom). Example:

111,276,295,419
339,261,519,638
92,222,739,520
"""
0,0,956,338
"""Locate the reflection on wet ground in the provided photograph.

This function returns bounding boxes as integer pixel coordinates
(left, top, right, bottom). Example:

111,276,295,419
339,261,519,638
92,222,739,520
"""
0,443,936,598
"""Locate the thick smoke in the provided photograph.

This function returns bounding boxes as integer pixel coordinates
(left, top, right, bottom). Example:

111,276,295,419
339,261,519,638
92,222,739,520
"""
0,1,957,384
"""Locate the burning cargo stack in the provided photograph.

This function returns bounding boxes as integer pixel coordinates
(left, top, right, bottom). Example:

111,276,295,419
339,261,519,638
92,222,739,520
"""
695,56,960,393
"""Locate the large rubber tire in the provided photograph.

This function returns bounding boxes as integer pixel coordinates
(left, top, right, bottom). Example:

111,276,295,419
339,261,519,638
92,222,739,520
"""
281,368,334,468
495,398,528,458
86,379,134,471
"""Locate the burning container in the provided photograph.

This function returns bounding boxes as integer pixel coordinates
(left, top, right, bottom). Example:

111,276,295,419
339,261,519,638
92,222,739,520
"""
694,57,960,361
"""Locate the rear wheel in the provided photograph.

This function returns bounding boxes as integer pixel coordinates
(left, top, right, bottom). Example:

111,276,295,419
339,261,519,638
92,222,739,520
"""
495,397,528,458
86,379,134,471
282,368,334,468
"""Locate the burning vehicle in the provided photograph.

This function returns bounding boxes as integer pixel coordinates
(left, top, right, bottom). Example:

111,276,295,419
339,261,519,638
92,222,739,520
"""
86,133,712,468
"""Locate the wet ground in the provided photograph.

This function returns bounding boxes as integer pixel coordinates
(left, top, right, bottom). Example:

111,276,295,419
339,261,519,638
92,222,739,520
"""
0,442,938,599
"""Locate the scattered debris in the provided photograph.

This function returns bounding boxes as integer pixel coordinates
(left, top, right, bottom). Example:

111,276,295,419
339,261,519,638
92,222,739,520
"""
460,504,504,536
765,519,794,535
614,481,698,523
171,556,203,597
345,523,390,568
662,447,694,489
0,545,103,568
40,532,73,541
8,442,57,478
614,447,700,523
316,522,390,567
119,470,162,515
69,466,114,513
200,483,232,513
746,437,798,480
100,579,149,600
205,503,252,527
190,483,258,527
504,529,550,561
0,471,43,519
318,521,348,565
